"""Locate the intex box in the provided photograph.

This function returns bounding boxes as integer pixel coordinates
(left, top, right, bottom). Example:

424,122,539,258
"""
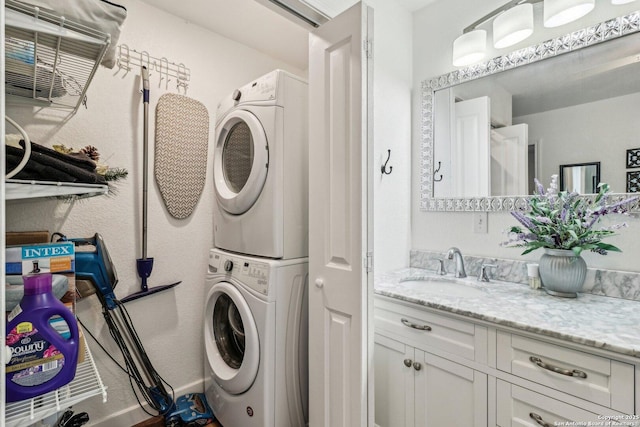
6,241,76,312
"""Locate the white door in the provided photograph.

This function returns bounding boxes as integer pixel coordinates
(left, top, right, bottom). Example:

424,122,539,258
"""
491,124,528,196
308,2,372,427
453,97,491,197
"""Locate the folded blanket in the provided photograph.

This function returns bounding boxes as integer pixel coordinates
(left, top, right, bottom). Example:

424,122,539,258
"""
6,142,107,184
16,0,127,69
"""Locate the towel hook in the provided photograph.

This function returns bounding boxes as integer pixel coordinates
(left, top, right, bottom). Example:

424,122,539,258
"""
140,51,151,76
381,149,393,175
117,44,131,72
160,57,171,90
176,63,189,94
433,161,443,182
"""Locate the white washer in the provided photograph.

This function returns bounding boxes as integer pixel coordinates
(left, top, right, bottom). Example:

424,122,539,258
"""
213,70,308,259
204,248,308,427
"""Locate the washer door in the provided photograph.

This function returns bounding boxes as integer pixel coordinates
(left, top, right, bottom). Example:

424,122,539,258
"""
214,109,269,215
204,281,259,395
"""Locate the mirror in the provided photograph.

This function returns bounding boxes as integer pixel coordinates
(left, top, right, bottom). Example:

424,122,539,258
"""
421,11,640,211
560,162,600,194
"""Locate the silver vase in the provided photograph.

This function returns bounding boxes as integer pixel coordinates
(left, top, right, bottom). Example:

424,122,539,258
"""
538,249,587,298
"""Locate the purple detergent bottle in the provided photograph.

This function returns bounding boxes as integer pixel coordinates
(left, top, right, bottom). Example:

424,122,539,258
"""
5,273,79,402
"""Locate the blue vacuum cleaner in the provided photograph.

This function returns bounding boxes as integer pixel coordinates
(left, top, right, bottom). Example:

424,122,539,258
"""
68,233,214,426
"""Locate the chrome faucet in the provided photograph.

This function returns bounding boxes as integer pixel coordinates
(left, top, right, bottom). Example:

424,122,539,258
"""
446,247,467,278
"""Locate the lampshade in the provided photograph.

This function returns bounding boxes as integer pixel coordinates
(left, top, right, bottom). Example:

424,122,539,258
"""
493,3,534,49
544,0,595,27
452,30,487,67
611,0,637,4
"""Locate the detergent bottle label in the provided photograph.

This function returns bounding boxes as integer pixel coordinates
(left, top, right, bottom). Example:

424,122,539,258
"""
5,323,65,387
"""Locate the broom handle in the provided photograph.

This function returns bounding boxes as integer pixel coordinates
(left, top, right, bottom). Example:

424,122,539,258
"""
141,66,150,260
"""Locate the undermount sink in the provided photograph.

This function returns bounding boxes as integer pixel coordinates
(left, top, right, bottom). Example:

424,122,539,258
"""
399,278,485,297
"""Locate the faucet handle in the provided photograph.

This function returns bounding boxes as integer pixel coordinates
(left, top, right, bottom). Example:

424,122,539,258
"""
478,264,497,282
435,259,446,275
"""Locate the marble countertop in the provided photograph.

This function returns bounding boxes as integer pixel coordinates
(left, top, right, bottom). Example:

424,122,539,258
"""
375,268,640,359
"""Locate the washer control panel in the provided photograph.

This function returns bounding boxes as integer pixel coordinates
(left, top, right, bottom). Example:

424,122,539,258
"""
209,251,269,295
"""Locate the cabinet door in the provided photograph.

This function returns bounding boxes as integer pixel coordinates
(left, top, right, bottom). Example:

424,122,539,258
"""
414,350,487,427
374,333,414,427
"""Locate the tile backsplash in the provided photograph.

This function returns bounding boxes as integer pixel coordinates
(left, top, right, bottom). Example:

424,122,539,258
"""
410,250,640,302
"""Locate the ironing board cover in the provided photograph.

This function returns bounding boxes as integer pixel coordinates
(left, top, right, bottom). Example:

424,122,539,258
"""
155,93,209,219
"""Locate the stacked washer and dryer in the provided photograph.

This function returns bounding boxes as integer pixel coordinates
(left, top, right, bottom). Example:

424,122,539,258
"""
204,70,309,427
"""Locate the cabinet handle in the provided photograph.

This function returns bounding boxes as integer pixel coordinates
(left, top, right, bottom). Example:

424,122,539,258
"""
400,318,432,331
413,362,422,371
404,359,413,368
529,356,588,379
529,412,552,427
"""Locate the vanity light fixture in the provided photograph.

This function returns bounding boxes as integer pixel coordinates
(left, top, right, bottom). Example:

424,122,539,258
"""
453,0,597,66
543,0,595,27
493,3,534,48
452,29,487,67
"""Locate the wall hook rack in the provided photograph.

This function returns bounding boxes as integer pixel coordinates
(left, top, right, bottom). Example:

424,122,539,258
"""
433,161,443,182
117,45,190,94
381,149,393,175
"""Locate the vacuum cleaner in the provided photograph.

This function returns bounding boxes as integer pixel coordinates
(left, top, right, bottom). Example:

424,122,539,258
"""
63,233,214,426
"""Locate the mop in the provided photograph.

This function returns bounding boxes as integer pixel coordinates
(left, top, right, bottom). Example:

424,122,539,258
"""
122,66,181,303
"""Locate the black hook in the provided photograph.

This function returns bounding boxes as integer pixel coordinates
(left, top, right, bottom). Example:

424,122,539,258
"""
433,161,443,182
381,149,393,175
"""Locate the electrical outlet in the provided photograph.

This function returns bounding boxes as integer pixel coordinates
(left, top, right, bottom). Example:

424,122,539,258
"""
473,212,488,233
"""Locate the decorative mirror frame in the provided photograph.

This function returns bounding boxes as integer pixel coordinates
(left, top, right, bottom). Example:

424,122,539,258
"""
420,11,640,212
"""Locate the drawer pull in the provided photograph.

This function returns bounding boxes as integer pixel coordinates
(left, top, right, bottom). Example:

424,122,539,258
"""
529,356,588,379
413,362,422,371
404,359,413,368
400,318,432,331
529,412,551,427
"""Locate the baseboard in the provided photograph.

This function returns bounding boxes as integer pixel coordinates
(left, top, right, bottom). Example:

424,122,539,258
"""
90,379,205,427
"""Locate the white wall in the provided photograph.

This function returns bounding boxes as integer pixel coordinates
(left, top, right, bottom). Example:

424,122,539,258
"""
412,0,640,272
5,0,304,425
369,0,413,274
514,91,640,193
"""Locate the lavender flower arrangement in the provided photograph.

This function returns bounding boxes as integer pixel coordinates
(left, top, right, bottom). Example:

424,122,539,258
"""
503,175,638,256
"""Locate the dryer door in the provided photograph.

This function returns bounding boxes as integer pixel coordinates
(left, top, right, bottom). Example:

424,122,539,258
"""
205,281,259,395
214,109,269,215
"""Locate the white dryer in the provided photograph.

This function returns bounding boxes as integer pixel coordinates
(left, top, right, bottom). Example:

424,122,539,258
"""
213,70,308,259
204,248,308,427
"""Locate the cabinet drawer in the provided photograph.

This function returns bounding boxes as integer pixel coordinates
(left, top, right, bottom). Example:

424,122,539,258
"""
497,331,634,413
374,297,480,361
496,380,609,427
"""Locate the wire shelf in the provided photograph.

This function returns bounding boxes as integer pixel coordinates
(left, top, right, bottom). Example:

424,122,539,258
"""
5,344,108,427
4,0,110,113
5,179,109,200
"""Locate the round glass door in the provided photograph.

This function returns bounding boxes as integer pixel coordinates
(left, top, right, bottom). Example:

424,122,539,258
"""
214,109,269,215
204,281,259,394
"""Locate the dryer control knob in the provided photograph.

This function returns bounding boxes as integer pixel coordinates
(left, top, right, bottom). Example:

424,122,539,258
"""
232,89,242,101
224,260,234,272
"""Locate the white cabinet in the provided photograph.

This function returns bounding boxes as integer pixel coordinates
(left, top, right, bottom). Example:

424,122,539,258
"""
374,296,488,427
414,350,487,427
496,381,603,427
497,331,634,413
374,295,638,427
374,333,413,427
374,332,487,427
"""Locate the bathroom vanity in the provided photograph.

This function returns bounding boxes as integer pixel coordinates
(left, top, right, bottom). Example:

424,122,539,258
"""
374,269,640,427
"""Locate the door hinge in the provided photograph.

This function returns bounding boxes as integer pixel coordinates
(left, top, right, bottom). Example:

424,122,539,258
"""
363,39,372,59
365,252,373,273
